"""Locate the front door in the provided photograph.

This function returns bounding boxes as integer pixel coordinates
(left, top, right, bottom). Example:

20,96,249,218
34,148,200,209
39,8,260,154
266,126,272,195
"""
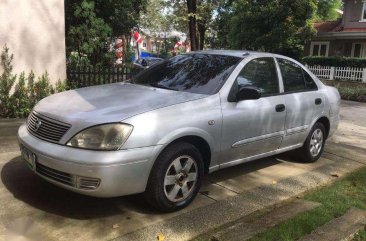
220,57,286,167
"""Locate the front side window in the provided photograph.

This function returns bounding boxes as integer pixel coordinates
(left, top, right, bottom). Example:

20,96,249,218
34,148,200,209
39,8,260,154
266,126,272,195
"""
233,57,279,96
362,2,366,21
278,58,318,92
133,54,241,95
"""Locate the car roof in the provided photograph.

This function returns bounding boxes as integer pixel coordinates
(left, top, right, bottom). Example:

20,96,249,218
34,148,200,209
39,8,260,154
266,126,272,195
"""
188,50,286,59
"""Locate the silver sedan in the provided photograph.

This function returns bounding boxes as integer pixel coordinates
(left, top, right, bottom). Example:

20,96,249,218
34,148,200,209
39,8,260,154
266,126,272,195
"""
18,50,340,212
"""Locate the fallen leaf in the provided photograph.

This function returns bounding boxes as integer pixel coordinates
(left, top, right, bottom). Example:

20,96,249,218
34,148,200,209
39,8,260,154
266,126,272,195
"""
157,234,165,241
112,224,120,229
330,173,339,178
272,180,277,185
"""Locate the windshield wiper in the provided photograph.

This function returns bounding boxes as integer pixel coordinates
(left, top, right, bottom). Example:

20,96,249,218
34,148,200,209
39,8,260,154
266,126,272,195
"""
149,83,178,91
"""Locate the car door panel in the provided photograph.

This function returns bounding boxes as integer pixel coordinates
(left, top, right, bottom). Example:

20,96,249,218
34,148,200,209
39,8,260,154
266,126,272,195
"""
220,96,286,163
276,58,325,148
280,92,324,147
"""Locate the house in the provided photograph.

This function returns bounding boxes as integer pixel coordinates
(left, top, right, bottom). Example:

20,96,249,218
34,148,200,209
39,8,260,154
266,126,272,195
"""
137,30,188,54
305,0,366,58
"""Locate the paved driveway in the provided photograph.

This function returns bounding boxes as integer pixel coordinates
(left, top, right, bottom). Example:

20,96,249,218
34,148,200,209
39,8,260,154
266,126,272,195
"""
0,100,365,241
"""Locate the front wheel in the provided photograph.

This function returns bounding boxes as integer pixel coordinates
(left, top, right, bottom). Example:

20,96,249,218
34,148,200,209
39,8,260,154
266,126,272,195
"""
144,142,204,212
298,122,326,163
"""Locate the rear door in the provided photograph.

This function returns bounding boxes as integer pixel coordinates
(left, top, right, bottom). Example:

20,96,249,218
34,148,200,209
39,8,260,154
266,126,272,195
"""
276,58,325,148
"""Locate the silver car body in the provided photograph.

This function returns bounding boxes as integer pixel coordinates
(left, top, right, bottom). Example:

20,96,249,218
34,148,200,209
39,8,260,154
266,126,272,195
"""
18,50,341,197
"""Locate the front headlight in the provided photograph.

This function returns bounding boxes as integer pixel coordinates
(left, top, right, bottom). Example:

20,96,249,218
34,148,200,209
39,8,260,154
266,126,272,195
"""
67,123,133,150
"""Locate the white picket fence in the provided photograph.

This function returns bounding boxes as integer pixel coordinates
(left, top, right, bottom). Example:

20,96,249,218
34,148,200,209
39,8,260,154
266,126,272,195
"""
307,65,366,83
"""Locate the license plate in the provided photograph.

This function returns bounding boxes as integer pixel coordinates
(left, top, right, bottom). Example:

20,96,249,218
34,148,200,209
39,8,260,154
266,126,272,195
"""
20,145,36,168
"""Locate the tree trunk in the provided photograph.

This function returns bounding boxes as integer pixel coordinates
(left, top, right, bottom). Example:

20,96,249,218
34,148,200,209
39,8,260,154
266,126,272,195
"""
197,22,206,50
187,0,197,51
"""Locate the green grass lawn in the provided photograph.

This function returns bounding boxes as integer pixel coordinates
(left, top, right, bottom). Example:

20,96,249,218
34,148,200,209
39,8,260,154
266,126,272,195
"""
322,80,366,102
248,166,366,241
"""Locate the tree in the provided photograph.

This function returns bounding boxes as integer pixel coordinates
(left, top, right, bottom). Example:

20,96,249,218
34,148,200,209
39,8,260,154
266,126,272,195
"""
66,0,112,66
228,0,316,59
65,0,148,66
315,0,342,21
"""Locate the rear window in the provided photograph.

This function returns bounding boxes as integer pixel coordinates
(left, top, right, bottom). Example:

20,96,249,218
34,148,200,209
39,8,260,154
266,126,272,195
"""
132,54,241,95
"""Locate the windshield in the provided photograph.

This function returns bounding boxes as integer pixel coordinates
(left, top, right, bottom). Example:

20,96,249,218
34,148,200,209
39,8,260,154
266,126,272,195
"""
132,54,241,95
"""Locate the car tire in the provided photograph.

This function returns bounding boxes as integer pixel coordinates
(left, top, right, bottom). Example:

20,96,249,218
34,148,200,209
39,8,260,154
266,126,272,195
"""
299,122,326,163
144,142,204,212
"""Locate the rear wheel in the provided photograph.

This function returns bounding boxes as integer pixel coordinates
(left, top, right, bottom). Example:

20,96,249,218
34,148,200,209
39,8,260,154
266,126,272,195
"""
298,122,326,163
144,142,204,212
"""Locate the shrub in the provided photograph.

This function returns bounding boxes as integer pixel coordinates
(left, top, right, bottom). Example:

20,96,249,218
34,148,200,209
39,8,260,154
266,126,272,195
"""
322,80,366,103
10,72,30,118
0,45,17,117
33,72,53,103
0,45,75,118
302,56,366,68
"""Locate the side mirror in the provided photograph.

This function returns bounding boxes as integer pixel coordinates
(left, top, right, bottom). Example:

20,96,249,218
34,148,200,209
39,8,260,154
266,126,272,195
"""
236,86,261,101
142,60,148,67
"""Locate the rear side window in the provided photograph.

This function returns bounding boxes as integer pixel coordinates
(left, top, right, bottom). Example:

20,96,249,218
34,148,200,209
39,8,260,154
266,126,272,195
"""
277,58,318,92
235,57,279,96
303,71,318,90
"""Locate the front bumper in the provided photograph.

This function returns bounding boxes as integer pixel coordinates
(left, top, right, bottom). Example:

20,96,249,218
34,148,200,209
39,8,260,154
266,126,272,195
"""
17,124,163,197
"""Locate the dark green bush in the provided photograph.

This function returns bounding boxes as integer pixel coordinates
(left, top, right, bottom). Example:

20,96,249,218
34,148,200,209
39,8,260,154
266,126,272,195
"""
0,45,17,117
302,56,366,68
10,72,31,118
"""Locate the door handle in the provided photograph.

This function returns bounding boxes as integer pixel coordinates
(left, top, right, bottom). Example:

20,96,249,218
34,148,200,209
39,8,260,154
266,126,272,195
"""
315,98,322,105
275,104,286,112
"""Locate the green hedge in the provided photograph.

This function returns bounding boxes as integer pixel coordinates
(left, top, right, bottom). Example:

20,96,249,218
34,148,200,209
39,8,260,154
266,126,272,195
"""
302,56,366,68
322,80,366,103
0,45,73,118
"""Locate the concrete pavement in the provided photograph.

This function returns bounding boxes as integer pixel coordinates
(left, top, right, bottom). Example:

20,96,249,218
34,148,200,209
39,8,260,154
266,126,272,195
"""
0,100,365,241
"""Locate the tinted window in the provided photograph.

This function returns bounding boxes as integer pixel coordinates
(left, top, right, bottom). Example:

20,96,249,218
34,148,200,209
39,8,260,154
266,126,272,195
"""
303,71,318,90
235,58,279,96
278,59,306,92
278,58,318,92
132,54,241,95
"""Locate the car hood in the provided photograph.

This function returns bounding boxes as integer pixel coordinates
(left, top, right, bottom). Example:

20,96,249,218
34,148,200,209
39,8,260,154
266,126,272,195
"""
34,83,206,125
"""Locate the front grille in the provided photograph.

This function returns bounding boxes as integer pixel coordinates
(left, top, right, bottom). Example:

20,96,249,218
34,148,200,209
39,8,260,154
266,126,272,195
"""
35,162,101,190
27,112,71,143
36,162,74,187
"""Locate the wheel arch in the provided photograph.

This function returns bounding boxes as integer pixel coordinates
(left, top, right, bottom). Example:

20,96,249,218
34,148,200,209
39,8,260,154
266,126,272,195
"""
314,116,331,139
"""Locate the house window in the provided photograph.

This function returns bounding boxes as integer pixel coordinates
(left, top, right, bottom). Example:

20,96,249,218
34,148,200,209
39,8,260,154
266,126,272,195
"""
310,42,329,57
351,43,366,58
143,42,147,47
362,2,366,21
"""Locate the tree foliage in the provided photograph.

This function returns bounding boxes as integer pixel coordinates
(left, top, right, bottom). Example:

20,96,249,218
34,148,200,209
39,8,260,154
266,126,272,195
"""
65,0,148,66
315,0,342,21
226,0,317,58
66,0,112,66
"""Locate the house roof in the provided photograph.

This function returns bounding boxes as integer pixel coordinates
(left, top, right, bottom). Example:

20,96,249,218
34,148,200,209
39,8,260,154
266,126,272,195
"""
313,20,342,33
313,19,366,39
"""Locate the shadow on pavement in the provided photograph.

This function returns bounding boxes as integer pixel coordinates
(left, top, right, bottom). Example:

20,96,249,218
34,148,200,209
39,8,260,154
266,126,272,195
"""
1,157,161,220
1,153,308,221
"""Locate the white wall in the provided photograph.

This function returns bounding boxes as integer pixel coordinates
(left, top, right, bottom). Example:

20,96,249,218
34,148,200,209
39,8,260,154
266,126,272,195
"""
0,0,66,83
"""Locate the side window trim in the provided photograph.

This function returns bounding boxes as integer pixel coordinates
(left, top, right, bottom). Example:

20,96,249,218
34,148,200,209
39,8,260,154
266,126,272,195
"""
274,57,285,94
